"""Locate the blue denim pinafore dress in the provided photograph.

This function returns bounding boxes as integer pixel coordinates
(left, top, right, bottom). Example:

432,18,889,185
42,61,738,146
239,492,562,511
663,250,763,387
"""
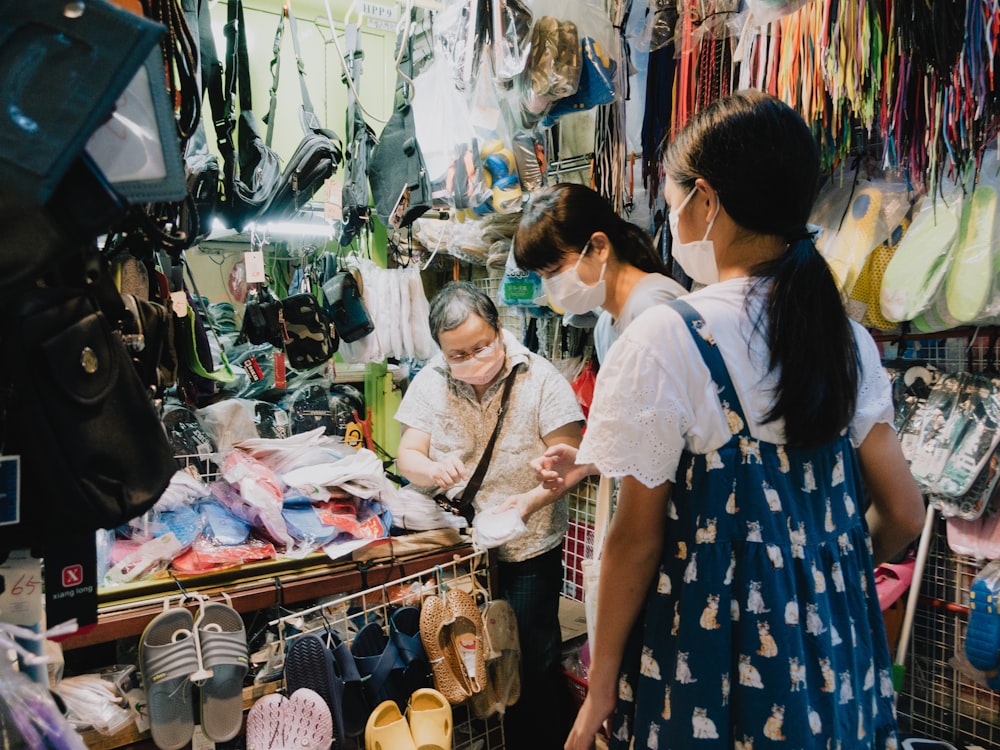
608,300,899,749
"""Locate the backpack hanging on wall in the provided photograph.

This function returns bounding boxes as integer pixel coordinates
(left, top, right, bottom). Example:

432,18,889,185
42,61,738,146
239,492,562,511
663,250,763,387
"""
367,7,433,230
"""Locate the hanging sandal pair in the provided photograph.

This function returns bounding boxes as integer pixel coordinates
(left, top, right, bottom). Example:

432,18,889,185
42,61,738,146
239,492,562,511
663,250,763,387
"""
138,596,249,749
419,589,488,705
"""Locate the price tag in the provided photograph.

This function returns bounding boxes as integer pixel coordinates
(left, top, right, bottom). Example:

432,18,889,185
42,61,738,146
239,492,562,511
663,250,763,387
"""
245,250,266,283
0,550,44,626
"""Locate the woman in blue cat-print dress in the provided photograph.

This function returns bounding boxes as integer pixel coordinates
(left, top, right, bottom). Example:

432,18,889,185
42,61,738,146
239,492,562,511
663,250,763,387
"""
563,91,925,750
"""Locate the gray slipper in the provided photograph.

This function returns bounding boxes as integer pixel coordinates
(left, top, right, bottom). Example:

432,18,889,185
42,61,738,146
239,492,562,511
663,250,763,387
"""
139,608,200,750
197,601,249,743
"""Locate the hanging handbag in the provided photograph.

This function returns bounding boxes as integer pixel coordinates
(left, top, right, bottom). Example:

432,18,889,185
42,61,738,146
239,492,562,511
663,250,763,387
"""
239,283,286,349
281,292,338,370
0,249,176,548
367,7,433,230
202,0,282,230
434,364,522,523
321,269,375,343
340,22,377,246
262,7,343,221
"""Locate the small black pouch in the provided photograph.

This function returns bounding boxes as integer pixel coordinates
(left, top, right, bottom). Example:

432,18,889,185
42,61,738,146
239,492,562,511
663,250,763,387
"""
121,293,178,397
322,271,375,343
240,284,286,349
281,293,337,370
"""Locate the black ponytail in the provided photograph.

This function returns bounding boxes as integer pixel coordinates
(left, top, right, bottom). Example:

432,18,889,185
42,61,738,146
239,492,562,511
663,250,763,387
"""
751,235,859,447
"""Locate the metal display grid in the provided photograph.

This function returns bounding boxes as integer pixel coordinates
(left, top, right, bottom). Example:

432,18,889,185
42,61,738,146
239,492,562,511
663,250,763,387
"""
878,328,1000,748
272,550,505,750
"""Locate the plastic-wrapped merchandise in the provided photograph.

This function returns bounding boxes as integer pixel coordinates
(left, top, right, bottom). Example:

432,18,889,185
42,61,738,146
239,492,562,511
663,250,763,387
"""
0,656,88,750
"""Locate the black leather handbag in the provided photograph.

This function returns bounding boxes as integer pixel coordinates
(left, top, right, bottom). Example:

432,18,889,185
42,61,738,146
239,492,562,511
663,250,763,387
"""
322,270,375,343
261,7,343,221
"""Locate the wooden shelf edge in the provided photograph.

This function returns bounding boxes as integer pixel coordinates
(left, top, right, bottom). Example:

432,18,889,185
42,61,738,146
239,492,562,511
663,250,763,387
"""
61,544,472,650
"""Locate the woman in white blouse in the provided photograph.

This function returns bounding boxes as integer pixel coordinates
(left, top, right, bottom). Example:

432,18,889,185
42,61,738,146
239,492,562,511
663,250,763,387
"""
563,91,924,750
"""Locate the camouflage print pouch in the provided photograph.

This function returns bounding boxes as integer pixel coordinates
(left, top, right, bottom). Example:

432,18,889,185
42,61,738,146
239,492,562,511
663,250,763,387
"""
281,293,337,370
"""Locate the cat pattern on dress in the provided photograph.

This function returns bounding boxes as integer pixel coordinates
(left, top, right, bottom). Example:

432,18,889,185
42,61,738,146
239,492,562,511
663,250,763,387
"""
757,620,778,657
858,704,867,741
838,532,854,554
726,480,739,514
812,560,827,593
806,602,827,635
802,460,818,492
740,437,762,464
746,520,763,543
824,499,836,532
738,654,764,688
831,561,846,592
667,497,679,520
831,623,843,646
706,450,724,470
675,651,696,683
839,671,854,704
647,722,659,749
879,668,894,698
721,672,730,706
640,646,662,680
844,492,856,517
676,541,688,560
661,685,671,719
788,519,807,558
763,704,786,741
789,656,806,691
657,571,672,595
618,672,634,701
776,445,790,473
747,581,770,613
684,552,698,583
832,451,845,486
864,664,875,691
731,598,741,622
724,551,737,585
723,402,744,434
766,544,785,569
613,716,630,742
671,601,681,636
784,598,799,626
695,518,718,544
734,736,754,750
763,480,782,512
700,594,721,630
692,707,719,739
808,706,823,734
819,657,836,692
685,461,695,491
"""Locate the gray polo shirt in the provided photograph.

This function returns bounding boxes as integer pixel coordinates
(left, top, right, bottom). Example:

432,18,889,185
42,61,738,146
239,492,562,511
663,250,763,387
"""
395,330,584,562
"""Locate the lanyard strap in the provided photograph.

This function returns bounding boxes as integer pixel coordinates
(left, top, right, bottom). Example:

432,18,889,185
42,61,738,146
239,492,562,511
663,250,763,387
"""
444,363,523,514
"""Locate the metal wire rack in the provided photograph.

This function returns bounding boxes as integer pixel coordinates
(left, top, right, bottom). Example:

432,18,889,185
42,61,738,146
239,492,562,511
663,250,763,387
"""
880,328,1000,747
563,477,601,602
272,550,505,750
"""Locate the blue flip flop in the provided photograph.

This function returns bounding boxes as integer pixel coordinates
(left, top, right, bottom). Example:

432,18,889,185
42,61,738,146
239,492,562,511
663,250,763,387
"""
351,622,408,713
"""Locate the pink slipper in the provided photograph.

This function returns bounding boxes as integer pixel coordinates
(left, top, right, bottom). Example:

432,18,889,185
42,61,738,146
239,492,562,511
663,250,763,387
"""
875,553,916,611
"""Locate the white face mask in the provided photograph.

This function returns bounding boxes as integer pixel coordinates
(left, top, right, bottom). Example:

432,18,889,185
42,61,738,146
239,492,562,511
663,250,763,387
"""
541,240,607,314
669,187,719,285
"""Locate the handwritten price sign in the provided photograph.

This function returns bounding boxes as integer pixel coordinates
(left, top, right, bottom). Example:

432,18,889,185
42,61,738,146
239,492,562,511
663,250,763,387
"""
0,551,43,626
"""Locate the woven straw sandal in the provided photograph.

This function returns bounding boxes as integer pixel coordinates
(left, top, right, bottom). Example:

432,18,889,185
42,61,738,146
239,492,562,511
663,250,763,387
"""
419,595,471,704
445,589,487,695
